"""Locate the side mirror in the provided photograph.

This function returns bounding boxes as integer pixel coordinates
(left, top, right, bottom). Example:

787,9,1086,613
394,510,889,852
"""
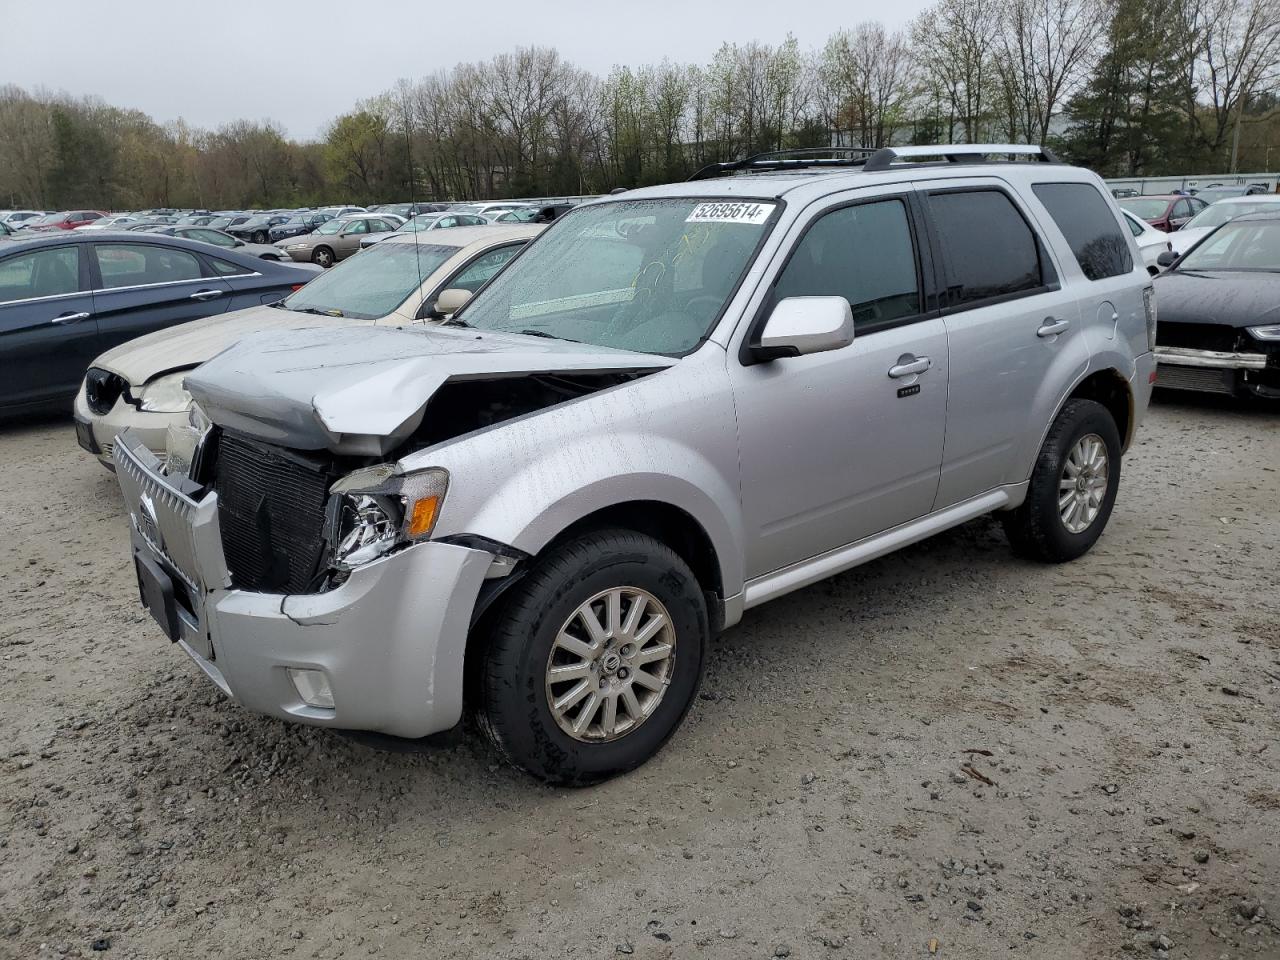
233,240,244,247
422,287,473,320
1156,250,1178,268
750,296,854,361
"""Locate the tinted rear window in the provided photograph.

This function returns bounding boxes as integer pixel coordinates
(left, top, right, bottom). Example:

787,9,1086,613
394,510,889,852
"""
928,190,1044,306
1033,182,1133,281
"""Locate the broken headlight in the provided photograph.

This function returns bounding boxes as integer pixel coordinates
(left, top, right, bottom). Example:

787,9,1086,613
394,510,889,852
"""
138,370,194,413
327,465,449,570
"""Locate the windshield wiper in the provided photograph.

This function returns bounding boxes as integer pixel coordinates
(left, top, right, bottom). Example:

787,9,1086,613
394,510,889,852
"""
292,306,344,317
440,316,470,328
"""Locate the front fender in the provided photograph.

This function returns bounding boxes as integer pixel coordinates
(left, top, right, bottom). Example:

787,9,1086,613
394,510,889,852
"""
417,353,746,600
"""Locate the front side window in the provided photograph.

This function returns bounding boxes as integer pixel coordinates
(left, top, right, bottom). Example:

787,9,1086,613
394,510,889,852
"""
449,244,523,292
458,198,775,356
282,241,460,319
344,220,370,235
0,246,81,303
94,243,202,289
1033,182,1133,281
929,190,1044,306
772,199,921,330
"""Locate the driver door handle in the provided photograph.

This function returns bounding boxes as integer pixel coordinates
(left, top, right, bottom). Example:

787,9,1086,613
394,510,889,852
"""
1037,317,1071,337
888,356,932,378
50,311,91,325
189,289,224,301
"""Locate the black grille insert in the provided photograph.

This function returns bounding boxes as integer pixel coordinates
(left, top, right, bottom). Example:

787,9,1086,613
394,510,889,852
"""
84,367,128,415
214,433,334,593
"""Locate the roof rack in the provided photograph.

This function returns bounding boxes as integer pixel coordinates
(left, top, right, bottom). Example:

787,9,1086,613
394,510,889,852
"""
687,147,879,181
686,143,1060,181
863,144,1058,171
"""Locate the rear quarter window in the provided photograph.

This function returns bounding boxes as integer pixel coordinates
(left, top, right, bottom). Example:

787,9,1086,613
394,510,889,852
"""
928,189,1046,307
1033,182,1134,281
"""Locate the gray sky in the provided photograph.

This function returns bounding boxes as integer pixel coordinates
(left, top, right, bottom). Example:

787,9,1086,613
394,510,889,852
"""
7,0,930,140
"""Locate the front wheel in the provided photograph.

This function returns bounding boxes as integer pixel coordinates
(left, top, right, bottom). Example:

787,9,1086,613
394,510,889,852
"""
252,230,267,244
1002,398,1122,563
477,530,707,785
311,246,334,268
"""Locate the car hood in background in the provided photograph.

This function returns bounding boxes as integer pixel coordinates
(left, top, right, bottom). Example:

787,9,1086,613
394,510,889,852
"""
185,325,675,456
1154,270,1280,327
93,304,357,384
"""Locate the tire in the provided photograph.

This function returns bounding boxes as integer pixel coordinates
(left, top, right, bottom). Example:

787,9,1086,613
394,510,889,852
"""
311,246,334,268
252,230,267,244
1001,398,1122,563
477,529,708,786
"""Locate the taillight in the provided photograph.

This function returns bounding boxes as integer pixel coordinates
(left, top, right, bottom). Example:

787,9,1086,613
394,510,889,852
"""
1143,286,1157,351
290,284,304,292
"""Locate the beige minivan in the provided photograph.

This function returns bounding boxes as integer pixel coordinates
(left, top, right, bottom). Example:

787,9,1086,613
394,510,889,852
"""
75,225,541,466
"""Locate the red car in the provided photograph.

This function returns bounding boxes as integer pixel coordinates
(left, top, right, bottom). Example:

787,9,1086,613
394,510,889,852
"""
25,210,106,231
1117,194,1208,232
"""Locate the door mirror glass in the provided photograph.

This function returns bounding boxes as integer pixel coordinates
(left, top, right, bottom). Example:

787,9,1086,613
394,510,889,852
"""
1156,250,1178,268
752,296,854,361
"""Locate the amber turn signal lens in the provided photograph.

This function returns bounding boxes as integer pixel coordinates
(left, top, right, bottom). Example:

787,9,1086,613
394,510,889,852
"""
407,496,440,538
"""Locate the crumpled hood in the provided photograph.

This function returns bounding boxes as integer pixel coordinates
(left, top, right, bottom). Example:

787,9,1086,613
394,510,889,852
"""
95,305,357,384
1154,270,1280,327
184,324,675,455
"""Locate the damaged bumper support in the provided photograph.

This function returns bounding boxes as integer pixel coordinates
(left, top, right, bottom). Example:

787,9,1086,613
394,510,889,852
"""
113,431,492,738
1154,346,1269,370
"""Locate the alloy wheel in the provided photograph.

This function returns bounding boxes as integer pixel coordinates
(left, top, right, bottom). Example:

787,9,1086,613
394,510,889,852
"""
1059,433,1109,534
544,586,676,742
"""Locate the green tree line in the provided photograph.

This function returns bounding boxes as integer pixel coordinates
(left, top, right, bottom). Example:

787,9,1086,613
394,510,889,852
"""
4,0,1280,210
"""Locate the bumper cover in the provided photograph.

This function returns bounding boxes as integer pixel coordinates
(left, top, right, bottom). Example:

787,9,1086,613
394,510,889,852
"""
74,384,177,466
113,431,491,738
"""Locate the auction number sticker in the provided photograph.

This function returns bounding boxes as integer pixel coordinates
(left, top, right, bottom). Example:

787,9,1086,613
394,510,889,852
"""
685,201,775,225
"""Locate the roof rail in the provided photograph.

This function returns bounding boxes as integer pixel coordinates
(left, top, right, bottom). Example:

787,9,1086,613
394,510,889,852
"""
864,144,1059,171
687,146,879,181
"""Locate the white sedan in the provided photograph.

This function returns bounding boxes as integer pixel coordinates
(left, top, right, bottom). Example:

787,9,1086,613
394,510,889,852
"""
1120,209,1171,274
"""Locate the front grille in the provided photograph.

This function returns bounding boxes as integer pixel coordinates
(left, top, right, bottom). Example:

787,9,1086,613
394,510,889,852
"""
213,433,334,593
1155,364,1238,395
1156,323,1243,353
84,367,128,414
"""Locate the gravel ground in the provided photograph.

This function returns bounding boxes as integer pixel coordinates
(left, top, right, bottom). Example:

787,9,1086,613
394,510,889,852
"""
1,394,1277,960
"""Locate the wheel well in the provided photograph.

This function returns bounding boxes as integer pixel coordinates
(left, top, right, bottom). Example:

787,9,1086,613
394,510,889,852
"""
546,501,724,602
1068,369,1132,449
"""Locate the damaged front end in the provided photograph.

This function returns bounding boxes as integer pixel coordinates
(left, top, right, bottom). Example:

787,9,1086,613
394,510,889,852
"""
165,324,671,596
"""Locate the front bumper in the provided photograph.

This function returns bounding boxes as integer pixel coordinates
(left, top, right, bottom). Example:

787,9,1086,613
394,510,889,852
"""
74,382,177,467
1155,345,1280,397
113,431,492,738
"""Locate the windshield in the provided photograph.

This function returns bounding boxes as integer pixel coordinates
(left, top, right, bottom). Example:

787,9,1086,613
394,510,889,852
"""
242,216,271,227
1185,200,1279,231
282,241,460,318
1178,219,1280,271
402,215,440,231
498,208,540,222
459,198,775,356
1118,198,1171,219
316,219,346,235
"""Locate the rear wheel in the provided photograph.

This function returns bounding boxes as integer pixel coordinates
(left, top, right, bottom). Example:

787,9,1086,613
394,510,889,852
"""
1002,398,1122,563
311,246,334,268
477,530,707,785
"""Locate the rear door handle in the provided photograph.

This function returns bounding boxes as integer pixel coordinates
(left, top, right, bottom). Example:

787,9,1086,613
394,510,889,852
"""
189,289,224,301
888,356,932,378
1037,317,1071,337
50,311,91,325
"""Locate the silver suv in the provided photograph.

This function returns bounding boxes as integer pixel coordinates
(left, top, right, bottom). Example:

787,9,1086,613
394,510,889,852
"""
113,145,1157,785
